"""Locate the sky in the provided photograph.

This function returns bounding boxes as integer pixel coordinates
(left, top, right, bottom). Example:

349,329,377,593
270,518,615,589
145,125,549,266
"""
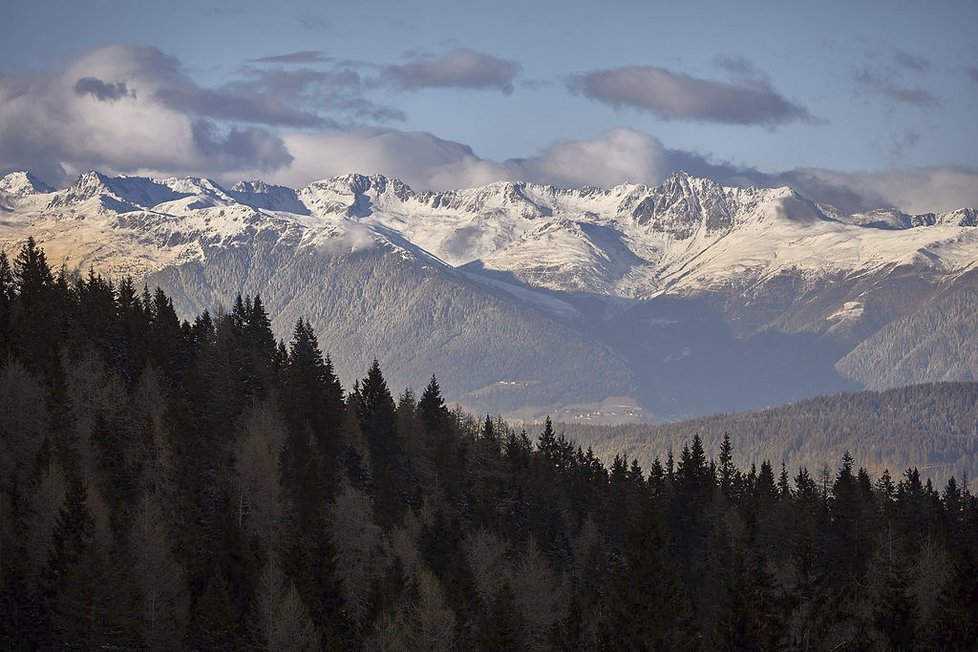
1,0,977,213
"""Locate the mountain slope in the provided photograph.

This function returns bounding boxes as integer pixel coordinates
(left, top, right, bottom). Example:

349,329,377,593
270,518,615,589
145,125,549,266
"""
837,274,978,388
559,382,978,484
2,168,978,419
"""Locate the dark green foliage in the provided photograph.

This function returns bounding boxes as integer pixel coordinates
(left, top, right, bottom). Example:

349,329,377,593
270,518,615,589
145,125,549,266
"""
599,495,698,650
2,241,978,650
561,381,978,484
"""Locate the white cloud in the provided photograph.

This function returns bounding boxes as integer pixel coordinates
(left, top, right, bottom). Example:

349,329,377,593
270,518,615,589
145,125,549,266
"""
270,127,669,191
0,45,296,183
2,44,974,215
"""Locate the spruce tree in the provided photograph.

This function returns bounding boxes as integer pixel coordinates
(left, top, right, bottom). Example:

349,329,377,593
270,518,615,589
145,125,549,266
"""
600,496,698,650
355,360,407,527
417,374,448,432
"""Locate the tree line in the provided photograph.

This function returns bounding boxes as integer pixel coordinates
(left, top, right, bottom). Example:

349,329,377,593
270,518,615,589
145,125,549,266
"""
560,380,978,487
1,238,976,649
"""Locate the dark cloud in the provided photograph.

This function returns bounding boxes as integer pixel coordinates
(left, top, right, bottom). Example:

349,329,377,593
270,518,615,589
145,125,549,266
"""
891,48,930,71
382,49,520,94
232,67,405,123
968,67,978,84
70,45,401,129
567,65,813,126
191,120,293,172
854,69,940,107
154,85,331,128
74,77,133,102
713,55,767,82
251,51,328,64
886,130,920,164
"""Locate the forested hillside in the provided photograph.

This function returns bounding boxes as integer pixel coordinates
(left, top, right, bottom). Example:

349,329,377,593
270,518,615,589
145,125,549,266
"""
838,283,978,390
1,239,977,649
561,383,978,485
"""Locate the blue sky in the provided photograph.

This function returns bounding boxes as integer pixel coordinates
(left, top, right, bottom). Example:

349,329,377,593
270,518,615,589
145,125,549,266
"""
2,0,977,212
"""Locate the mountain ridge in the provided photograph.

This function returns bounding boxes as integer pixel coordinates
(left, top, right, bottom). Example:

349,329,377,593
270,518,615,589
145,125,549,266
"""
4,167,978,420
6,168,974,227
6,167,975,302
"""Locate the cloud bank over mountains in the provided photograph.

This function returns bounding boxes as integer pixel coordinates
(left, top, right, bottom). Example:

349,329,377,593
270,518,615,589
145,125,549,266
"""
1,44,976,215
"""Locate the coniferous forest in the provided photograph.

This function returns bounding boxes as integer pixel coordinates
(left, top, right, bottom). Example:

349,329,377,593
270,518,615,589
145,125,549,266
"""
2,238,978,650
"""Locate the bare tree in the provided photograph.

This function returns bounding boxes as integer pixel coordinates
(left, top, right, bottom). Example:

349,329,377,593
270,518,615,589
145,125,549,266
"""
327,483,383,626
131,492,189,649
464,528,508,604
364,567,457,652
254,555,320,650
26,460,67,580
232,401,287,551
510,537,564,650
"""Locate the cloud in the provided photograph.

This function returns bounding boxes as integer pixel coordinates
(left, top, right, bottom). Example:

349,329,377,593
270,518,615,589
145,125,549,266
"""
568,65,812,126
264,126,978,214
271,128,508,190
891,48,929,71
886,130,920,164
771,167,978,215
0,44,399,184
191,120,293,172
267,127,676,191
713,55,767,82
73,77,134,102
854,69,939,107
153,84,329,128
231,66,404,123
503,128,670,188
968,67,978,84
382,49,520,94
2,45,972,216
251,50,328,64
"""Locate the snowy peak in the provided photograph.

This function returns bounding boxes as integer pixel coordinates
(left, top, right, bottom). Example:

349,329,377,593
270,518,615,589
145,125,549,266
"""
230,180,309,215
154,176,237,211
47,171,182,213
300,173,415,218
631,172,732,238
0,171,53,196
840,207,977,230
939,208,978,227
444,181,554,219
10,168,978,300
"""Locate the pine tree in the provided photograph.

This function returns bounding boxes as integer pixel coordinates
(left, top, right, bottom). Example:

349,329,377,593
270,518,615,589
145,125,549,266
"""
0,251,14,352
777,461,792,499
355,360,409,526
417,375,448,432
11,236,62,374
281,319,344,530
600,496,698,650
717,433,735,497
481,414,495,442
12,236,53,302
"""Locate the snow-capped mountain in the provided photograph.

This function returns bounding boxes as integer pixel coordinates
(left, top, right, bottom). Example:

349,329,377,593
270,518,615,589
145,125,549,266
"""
0,171,53,196
2,168,977,420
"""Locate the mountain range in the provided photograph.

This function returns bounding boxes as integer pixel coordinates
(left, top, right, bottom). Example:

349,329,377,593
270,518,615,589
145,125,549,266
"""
3,168,978,421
